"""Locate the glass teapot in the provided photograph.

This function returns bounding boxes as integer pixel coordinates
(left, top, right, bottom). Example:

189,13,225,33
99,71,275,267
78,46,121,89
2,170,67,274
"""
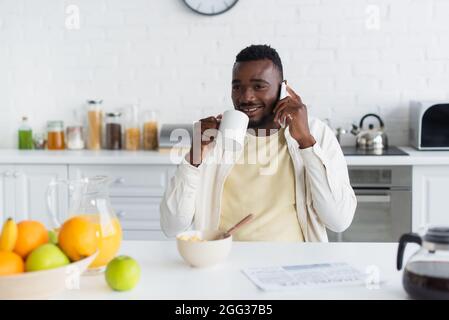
397,227,449,299
46,175,122,271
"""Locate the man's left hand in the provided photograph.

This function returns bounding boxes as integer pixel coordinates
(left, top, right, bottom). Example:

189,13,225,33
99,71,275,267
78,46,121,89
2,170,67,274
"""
273,84,316,149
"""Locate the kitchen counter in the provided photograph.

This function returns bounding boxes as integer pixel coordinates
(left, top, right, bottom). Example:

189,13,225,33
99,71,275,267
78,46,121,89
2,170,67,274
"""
0,149,183,165
1,147,449,166
345,146,449,166
55,241,410,300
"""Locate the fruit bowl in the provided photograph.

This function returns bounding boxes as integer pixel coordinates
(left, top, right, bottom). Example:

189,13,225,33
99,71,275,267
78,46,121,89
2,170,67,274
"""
0,251,98,300
176,230,232,268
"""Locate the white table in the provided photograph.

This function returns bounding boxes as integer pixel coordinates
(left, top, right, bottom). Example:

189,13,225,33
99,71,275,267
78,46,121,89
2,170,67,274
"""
55,241,413,300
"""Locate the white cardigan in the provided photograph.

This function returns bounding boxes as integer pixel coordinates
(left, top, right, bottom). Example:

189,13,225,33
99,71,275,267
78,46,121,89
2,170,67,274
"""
160,117,357,242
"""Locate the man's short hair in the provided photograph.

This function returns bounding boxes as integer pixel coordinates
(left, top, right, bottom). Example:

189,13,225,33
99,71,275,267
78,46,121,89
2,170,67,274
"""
235,44,283,79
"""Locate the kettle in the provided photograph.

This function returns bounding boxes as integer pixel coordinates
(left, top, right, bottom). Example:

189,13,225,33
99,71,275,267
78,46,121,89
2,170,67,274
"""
397,227,449,299
351,113,388,150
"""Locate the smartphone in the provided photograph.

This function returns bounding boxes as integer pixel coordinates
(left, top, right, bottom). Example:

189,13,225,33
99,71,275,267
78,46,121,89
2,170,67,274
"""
278,81,290,128
279,80,289,101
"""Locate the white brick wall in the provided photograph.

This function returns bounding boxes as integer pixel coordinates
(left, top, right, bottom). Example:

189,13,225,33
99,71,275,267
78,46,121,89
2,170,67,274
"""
1,0,449,148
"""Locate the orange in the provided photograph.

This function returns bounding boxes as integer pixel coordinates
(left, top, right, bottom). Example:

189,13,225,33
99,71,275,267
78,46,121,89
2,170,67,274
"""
58,216,99,262
14,220,49,259
0,251,25,275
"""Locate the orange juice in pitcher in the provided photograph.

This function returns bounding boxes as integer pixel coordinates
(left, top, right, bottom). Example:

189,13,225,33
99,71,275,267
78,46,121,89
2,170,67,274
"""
47,176,122,272
78,214,122,269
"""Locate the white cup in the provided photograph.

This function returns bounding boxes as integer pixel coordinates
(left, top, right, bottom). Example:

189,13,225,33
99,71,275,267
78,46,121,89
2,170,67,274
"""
218,109,249,151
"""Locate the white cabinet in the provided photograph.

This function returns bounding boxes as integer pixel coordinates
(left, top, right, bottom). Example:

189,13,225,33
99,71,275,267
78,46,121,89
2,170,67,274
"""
0,165,68,227
68,165,169,197
413,166,449,230
14,165,68,227
0,165,16,224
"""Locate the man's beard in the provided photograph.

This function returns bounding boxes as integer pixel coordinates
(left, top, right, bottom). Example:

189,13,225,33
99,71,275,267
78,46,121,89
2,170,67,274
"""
248,114,273,129
247,102,277,129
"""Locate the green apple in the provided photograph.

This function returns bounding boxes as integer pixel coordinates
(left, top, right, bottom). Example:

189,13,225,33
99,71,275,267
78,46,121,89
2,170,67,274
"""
25,243,70,272
48,230,58,245
105,255,141,291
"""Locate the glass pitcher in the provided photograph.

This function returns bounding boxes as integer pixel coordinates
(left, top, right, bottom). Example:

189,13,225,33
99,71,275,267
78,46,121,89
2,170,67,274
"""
46,176,122,272
397,226,449,299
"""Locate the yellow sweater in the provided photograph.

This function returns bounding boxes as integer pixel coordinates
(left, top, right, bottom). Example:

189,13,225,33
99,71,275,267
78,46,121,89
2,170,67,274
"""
219,129,304,241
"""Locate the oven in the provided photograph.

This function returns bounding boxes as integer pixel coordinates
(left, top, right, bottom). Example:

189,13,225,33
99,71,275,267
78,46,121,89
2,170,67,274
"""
328,166,412,242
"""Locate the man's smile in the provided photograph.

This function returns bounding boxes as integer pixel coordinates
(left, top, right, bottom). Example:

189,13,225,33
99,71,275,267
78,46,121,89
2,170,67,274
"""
238,105,264,117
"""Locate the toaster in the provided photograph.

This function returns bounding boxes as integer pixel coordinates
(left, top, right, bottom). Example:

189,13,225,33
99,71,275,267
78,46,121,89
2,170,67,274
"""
159,123,193,149
410,101,449,150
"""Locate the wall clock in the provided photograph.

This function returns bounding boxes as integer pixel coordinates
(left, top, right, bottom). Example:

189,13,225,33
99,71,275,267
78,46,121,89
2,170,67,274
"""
182,0,239,16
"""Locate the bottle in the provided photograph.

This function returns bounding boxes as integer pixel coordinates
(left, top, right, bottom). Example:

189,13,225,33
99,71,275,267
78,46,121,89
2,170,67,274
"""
47,121,65,150
142,110,159,150
18,116,33,150
125,105,141,150
105,112,122,150
86,100,103,150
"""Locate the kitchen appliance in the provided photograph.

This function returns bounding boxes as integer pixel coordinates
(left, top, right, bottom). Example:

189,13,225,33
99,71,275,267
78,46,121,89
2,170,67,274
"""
397,227,449,299
350,113,388,150
328,166,412,242
341,146,408,156
410,101,449,150
159,123,193,149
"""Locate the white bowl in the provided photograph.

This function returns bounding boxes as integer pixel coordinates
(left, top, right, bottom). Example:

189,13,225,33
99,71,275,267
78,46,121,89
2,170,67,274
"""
176,230,232,268
0,251,98,300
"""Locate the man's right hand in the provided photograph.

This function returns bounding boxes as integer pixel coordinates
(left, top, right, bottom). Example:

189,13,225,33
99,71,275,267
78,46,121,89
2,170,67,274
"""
187,115,222,167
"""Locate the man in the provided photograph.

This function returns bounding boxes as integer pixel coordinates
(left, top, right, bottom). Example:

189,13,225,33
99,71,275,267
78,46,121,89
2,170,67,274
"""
160,45,356,241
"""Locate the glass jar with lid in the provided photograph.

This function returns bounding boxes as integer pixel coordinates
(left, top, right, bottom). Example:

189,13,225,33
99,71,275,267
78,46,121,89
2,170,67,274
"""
105,112,122,150
33,132,46,150
142,110,159,151
66,125,85,150
47,121,65,150
125,105,141,150
86,100,103,150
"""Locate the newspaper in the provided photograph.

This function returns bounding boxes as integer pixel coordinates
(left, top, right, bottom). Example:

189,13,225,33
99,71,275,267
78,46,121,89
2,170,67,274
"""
242,263,367,291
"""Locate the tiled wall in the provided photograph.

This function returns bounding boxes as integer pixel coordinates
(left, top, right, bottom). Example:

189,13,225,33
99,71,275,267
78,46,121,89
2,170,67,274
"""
1,0,449,148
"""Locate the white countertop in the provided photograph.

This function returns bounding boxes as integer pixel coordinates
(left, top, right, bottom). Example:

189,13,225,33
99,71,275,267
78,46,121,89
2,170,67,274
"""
345,146,449,166
1,146,449,166
0,149,183,165
55,241,411,300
